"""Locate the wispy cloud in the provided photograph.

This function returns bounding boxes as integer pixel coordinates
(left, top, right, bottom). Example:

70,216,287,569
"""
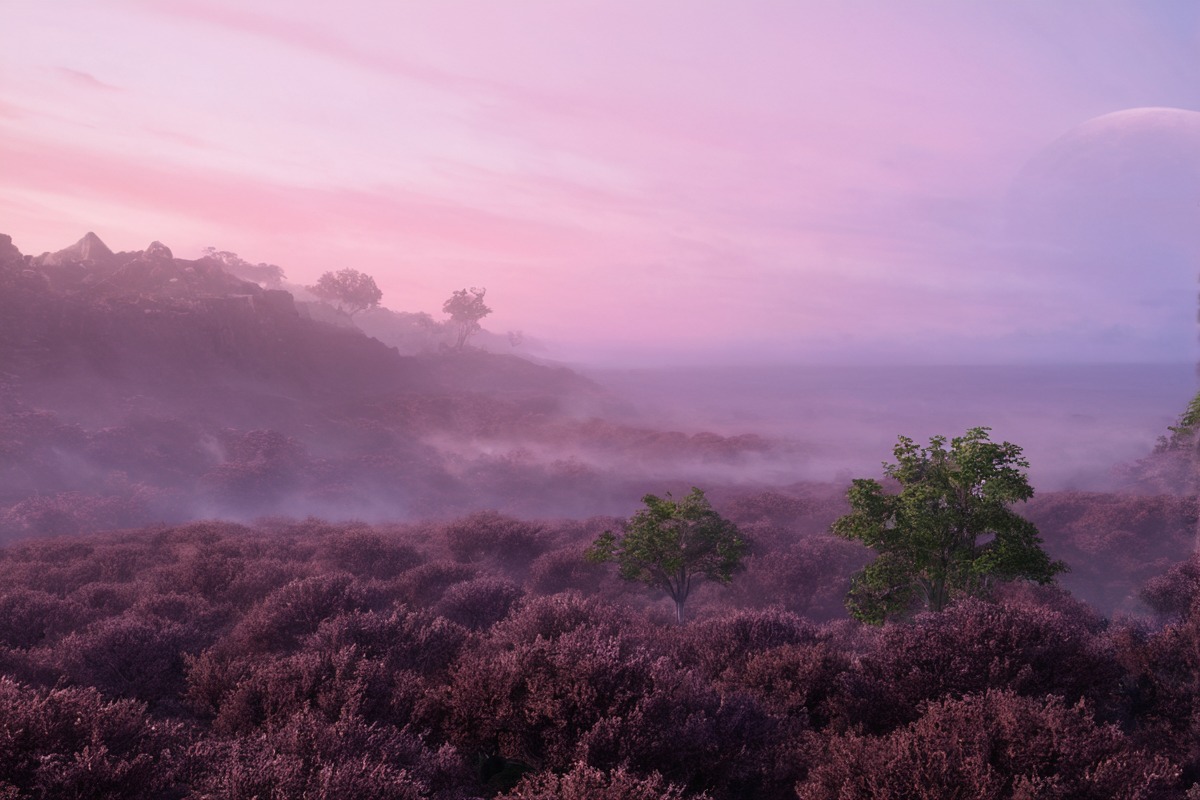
142,1,524,102
52,66,121,92
3,1,1199,363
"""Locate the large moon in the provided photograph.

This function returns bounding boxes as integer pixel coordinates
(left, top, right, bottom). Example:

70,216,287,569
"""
1003,107,1200,359
1008,106,1200,262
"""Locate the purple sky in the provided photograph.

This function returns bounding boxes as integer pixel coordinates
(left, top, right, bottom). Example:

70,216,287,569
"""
4,1,1200,365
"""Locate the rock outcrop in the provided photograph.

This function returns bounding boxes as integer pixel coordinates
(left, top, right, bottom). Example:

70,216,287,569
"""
38,231,115,267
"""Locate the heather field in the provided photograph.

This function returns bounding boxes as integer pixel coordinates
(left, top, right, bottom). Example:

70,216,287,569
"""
5,231,1200,796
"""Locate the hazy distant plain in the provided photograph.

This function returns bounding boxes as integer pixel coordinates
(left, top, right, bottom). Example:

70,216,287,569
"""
587,362,1197,491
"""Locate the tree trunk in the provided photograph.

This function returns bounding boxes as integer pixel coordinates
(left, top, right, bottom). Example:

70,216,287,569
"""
674,598,686,624
929,576,947,612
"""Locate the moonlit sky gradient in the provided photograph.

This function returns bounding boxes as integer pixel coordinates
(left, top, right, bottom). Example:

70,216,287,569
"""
3,1,1200,365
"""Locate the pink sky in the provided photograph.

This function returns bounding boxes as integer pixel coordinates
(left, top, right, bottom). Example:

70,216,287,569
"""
3,1,1200,364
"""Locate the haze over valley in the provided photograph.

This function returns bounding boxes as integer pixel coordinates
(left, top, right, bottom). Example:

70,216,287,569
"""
1,228,1195,611
5,3,1200,797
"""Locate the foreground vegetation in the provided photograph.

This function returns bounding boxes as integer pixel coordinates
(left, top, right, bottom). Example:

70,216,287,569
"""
833,427,1065,623
1,489,1199,798
6,232,1200,796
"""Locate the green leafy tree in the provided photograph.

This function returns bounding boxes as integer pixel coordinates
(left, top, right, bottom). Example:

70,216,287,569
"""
1155,389,1200,452
832,427,1065,625
587,488,748,623
442,287,491,350
309,268,383,316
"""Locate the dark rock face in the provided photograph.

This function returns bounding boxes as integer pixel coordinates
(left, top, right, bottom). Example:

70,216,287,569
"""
0,234,25,267
28,233,262,299
144,240,173,261
37,232,116,270
0,229,616,524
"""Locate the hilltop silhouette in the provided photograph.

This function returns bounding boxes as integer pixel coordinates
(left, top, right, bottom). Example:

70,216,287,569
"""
0,232,770,532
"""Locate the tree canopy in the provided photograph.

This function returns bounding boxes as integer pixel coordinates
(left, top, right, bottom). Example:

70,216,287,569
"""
831,426,1065,624
309,269,383,316
442,287,491,350
1155,389,1200,452
201,247,285,288
587,488,748,623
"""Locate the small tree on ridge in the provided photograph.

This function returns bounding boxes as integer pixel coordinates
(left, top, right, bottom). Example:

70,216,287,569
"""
309,268,383,316
443,287,491,350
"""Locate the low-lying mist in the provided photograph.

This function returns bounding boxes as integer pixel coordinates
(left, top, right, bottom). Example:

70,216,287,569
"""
4,230,1199,620
585,361,1197,491
5,357,1194,535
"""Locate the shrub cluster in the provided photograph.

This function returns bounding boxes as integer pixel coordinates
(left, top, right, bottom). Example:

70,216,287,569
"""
0,509,1197,797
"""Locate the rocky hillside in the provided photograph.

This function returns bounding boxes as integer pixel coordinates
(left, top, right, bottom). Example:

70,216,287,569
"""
0,233,597,420
0,232,780,532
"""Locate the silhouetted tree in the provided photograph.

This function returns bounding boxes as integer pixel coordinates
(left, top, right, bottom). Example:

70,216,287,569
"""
309,268,383,316
587,488,748,623
832,427,1065,624
202,247,286,288
442,287,491,350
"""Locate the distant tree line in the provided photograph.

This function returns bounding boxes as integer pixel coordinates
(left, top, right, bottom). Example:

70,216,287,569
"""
203,247,500,352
